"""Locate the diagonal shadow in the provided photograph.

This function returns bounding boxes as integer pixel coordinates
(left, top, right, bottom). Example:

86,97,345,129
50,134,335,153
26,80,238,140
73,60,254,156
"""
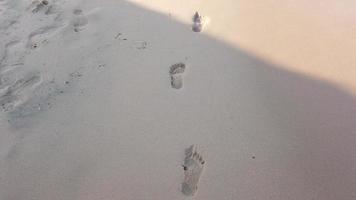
116,3,356,199
1,0,356,200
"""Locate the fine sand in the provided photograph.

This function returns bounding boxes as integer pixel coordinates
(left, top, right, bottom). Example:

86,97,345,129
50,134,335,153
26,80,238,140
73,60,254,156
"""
1,0,356,200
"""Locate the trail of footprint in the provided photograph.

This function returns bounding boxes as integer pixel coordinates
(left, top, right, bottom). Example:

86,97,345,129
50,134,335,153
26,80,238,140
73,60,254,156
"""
169,62,186,89
0,0,68,119
182,145,205,196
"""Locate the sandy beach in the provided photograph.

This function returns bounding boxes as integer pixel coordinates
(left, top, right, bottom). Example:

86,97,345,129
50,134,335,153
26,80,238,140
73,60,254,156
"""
1,0,356,199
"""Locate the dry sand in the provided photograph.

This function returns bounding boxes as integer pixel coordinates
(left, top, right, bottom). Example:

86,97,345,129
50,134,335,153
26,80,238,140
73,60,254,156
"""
1,0,356,199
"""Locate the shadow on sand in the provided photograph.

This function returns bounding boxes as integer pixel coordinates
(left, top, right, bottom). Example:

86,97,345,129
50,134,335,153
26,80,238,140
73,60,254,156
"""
1,1,356,199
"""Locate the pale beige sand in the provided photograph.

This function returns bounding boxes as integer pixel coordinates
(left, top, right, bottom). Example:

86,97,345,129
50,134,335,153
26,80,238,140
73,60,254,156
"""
1,0,356,200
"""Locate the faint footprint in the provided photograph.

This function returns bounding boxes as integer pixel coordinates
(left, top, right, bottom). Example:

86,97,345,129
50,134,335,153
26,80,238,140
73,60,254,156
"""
0,40,23,67
0,68,19,91
133,41,148,50
182,145,205,196
45,4,59,15
29,0,49,13
27,26,58,49
0,20,18,32
0,72,42,112
71,9,88,32
169,62,186,89
73,9,83,15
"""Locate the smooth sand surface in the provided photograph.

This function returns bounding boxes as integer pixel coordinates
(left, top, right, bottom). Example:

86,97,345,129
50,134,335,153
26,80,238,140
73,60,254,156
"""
1,0,356,200
130,0,356,95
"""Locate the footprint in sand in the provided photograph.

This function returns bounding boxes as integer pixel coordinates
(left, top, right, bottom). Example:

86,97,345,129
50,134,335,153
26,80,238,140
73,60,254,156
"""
0,40,28,73
133,40,148,50
169,62,186,89
71,9,88,32
73,9,83,15
182,145,205,196
27,0,61,16
0,71,42,112
27,25,59,49
44,3,60,16
0,40,22,67
0,0,66,118
29,0,49,13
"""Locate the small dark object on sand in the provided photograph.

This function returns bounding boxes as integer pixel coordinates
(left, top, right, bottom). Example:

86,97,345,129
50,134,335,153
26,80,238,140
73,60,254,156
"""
192,11,203,32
